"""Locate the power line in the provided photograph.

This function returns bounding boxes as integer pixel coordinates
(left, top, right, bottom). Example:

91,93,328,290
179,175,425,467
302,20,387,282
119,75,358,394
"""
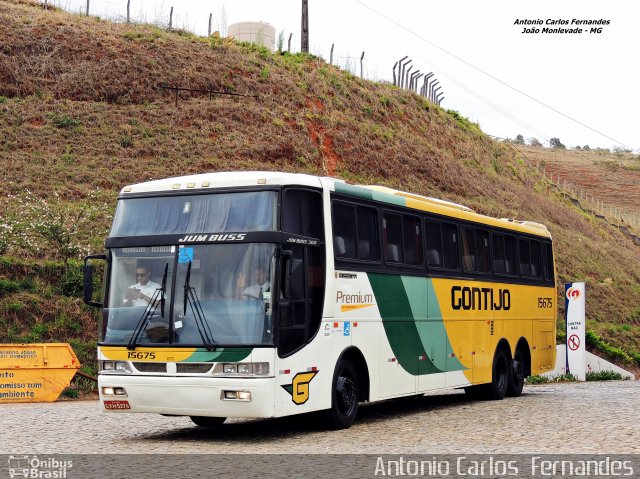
355,0,632,150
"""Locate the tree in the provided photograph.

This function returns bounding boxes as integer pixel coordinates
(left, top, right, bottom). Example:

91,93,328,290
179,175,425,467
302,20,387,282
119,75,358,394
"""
528,137,542,147
276,30,285,52
550,137,566,149
514,134,525,144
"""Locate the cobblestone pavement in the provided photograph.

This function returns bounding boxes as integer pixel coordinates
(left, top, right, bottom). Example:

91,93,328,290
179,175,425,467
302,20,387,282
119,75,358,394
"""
1,381,638,454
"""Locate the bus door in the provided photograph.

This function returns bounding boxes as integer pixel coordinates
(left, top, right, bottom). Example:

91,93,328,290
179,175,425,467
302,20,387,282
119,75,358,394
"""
274,244,327,416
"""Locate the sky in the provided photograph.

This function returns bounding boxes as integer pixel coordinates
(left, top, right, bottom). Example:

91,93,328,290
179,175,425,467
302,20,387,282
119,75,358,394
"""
61,0,640,151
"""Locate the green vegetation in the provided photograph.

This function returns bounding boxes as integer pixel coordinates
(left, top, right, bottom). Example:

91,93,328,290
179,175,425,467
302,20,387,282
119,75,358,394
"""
586,370,627,381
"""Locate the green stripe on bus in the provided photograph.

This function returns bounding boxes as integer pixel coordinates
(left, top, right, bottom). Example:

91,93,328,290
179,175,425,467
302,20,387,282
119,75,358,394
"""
368,274,441,375
184,348,253,363
404,276,465,372
334,183,406,207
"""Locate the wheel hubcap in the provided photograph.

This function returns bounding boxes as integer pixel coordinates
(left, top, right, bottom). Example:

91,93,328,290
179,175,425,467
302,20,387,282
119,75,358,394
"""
337,374,356,414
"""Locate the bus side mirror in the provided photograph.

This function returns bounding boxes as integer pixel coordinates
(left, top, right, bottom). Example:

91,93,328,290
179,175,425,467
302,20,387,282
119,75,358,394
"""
84,254,106,308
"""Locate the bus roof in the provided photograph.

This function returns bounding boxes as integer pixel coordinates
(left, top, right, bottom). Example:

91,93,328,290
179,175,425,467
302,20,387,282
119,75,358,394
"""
120,171,551,239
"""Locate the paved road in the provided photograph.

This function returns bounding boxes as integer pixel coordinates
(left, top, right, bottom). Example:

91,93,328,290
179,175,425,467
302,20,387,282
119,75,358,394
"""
1,381,638,455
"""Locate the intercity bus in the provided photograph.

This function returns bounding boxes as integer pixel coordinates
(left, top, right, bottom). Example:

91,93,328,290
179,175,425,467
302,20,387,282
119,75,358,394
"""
84,171,556,429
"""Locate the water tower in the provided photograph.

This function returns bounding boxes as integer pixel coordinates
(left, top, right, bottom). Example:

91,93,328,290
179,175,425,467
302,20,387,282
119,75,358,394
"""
227,22,276,51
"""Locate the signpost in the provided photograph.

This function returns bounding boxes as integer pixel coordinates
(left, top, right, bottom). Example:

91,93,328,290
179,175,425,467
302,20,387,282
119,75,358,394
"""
0,343,81,403
565,282,586,381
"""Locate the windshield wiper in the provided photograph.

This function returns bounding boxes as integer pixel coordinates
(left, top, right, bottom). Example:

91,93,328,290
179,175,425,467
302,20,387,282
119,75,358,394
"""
183,260,216,350
127,263,168,350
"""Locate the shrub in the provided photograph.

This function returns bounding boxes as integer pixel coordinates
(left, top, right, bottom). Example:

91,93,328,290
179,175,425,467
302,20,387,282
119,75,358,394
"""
586,370,626,381
51,114,82,129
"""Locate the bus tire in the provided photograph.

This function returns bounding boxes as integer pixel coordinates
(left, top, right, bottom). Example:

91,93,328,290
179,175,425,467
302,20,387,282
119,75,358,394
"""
487,348,509,400
190,416,226,427
507,350,525,397
327,358,359,429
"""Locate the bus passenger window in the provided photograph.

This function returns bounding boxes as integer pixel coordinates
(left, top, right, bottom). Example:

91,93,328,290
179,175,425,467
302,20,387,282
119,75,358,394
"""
530,241,541,278
543,242,554,281
425,221,443,268
504,235,516,275
461,228,476,272
442,223,459,270
332,203,356,258
492,235,506,274
383,213,403,263
519,239,531,277
476,230,490,273
403,215,422,265
356,207,379,261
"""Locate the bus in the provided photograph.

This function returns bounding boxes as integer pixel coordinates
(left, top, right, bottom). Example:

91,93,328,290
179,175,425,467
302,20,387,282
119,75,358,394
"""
84,171,556,429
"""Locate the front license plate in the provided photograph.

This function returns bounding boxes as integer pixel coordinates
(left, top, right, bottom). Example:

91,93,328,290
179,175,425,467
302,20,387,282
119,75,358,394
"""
104,400,131,410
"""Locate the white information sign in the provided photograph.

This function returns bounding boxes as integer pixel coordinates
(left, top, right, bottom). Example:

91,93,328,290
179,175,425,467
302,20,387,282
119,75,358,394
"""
565,282,586,381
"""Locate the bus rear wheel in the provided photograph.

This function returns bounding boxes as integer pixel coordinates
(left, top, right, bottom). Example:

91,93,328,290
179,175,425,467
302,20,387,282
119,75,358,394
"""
190,416,226,427
327,358,359,429
507,350,525,397
487,348,509,400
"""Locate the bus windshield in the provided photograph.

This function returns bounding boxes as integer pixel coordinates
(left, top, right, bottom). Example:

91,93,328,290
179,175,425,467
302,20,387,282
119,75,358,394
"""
110,191,277,236
102,244,276,347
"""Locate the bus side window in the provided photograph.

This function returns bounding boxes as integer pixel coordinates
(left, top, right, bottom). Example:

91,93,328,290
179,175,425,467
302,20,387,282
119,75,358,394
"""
332,203,356,258
442,223,459,270
504,235,517,275
476,229,490,273
356,206,379,261
425,221,443,268
332,201,379,262
543,242,554,281
519,239,531,277
283,189,324,239
383,213,403,263
530,240,541,278
461,227,476,272
403,215,422,265
492,234,506,274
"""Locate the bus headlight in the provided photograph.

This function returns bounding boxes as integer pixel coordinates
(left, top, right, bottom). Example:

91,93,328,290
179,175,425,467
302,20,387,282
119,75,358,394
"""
215,362,270,376
100,361,133,374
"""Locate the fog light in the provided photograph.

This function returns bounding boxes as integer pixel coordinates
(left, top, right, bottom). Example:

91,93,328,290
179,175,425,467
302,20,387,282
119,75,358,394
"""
222,390,251,401
237,391,251,401
113,387,127,396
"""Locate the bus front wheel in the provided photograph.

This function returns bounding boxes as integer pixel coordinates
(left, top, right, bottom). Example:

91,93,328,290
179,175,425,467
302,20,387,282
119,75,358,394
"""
327,358,359,429
190,416,226,427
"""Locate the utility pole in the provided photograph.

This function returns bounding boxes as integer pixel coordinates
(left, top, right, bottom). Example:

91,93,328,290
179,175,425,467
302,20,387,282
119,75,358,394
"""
301,0,309,53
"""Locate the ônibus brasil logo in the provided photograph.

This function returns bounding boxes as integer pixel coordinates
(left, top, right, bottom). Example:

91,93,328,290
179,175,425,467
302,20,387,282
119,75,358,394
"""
566,287,581,300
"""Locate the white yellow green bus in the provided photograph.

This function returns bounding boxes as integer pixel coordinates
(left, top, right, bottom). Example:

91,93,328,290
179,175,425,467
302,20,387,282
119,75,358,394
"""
84,171,556,429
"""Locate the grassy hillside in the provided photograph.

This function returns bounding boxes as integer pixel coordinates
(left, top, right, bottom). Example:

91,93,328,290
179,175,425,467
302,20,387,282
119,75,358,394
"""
1,0,639,380
515,145,639,219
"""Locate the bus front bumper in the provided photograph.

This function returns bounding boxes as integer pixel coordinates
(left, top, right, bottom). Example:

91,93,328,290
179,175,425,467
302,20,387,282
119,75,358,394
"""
99,375,275,418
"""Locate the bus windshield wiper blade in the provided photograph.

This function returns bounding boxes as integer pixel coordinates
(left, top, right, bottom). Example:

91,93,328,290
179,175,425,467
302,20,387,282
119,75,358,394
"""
183,261,216,350
128,262,168,350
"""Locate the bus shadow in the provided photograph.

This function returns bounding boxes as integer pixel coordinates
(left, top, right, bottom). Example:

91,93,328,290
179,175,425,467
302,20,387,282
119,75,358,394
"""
138,390,480,442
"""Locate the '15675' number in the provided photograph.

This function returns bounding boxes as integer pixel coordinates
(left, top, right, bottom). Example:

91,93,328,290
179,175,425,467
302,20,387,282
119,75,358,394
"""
127,351,156,359
537,297,553,309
